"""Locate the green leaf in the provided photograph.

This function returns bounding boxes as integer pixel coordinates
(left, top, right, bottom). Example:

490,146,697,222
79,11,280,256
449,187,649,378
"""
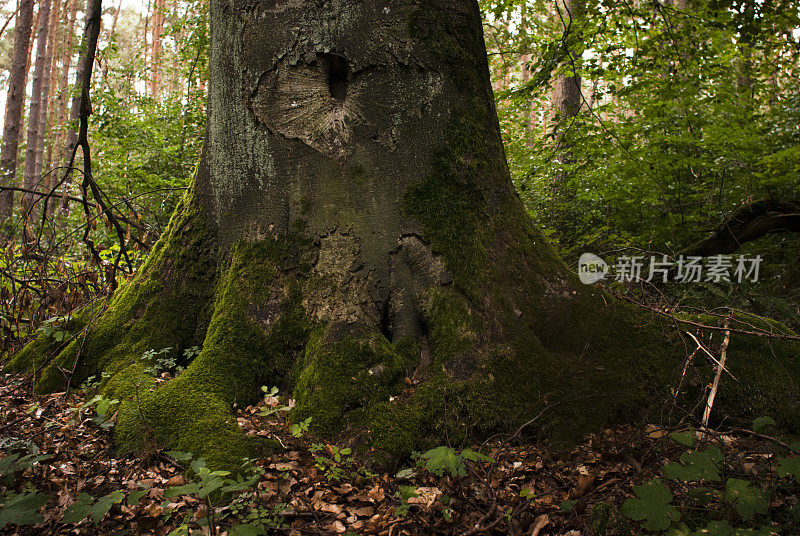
620,479,679,531
166,524,190,536
662,447,722,482
228,523,268,536
724,478,768,521
165,483,201,498
166,450,193,461
197,478,225,499
126,489,148,506
751,417,776,434
0,491,49,527
62,493,95,524
776,456,800,481
89,490,124,524
701,520,734,536
461,449,493,463
420,446,464,477
669,430,696,448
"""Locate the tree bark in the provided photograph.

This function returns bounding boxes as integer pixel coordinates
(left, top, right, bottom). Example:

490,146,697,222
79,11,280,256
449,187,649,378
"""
9,0,800,470
34,0,62,196
58,0,97,217
21,0,52,216
0,0,35,220
149,0,164,97
550,0,583,148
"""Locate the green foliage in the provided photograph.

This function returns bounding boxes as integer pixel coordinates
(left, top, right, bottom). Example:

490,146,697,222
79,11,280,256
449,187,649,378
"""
662,447,723,482
0,439,52,486
394,485,418,517
415,446,493,478
0,491,50,528
723,479,768,521
309,444,354,482
775,456,800,481
37,316,73,343
61,490,126,525
670,430,697,448
482,0,800,329
620,480,680,532
81,394,120,430
751,417,776,435
289,417,312,438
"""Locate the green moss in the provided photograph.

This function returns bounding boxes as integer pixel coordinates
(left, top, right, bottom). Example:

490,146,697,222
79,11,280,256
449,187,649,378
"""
291,329,415,436
111,362,274,469
109,237,312,469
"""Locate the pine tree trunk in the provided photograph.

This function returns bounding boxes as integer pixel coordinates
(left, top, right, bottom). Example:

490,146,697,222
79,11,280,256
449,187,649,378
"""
58,0,93,217
21,0,52,216
34,0,61,197
0,0,35,220
10,0,800,470
149,0,164,97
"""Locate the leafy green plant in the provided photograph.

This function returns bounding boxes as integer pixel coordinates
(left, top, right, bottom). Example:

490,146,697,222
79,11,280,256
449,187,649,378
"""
723,479,768,521
80,394,120,430
164,453,267,536
620,479,680,531
257,386,292,419
309,443,355,482
415,446,493,478
289,417,312,438
394,485,418,517
61,490,126,525
0,491,50,528
661,447,722,482
37,316,72,342
0,439,52,485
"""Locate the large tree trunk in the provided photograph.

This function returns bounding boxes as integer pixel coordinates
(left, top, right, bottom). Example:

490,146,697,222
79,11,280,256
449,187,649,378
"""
0,0,35,220
9,0,800,470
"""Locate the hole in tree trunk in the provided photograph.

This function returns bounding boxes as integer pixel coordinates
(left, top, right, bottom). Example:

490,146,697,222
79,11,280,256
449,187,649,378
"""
380,297,393,341
320,53,349,102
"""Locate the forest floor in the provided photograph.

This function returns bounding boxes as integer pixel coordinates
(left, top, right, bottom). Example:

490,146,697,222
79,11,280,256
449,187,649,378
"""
0,372,798,536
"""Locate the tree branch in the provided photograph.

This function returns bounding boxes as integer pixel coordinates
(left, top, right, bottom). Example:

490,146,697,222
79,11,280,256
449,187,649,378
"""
679,199,800,257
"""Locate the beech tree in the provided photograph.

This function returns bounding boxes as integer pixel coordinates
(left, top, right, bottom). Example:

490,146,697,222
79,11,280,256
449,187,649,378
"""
9,0,799,469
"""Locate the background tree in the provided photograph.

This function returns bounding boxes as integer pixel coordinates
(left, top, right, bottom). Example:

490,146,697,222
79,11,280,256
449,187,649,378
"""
0,0,34,220
21,0,51,215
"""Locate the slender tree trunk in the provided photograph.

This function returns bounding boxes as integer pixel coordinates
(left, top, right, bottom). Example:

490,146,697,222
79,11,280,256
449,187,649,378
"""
9,0,799,471
101,0,122,83
21,0,52,216
34,0,62,196
550,0,583,147
142,0,150,91
18,7,40,142
149,0,165,97
58,0,99,217
54,0,79,216
0,0,35,220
